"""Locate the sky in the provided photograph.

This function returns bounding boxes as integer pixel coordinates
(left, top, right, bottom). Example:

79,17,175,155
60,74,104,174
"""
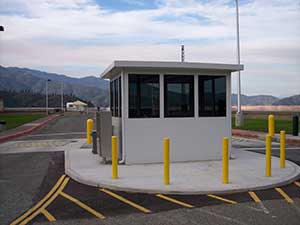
0,0,299,97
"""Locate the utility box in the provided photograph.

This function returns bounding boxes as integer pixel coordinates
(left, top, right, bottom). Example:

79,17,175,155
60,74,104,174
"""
97,111,112,161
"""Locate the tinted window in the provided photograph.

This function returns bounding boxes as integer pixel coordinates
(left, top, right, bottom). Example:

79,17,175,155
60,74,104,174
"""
110,77,122,117
129,74,160,118
110,81,114,116
199,76,226,117
164,75,194,117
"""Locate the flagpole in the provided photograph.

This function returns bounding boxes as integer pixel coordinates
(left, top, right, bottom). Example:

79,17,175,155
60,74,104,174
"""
235,0,244,126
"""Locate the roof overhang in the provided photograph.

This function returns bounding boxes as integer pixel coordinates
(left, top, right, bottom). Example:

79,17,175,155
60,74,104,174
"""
100,60,244,79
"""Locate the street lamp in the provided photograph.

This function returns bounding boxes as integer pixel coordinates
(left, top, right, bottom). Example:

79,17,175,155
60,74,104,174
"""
61,81,64,112
46,79,51,115
235,0,244,126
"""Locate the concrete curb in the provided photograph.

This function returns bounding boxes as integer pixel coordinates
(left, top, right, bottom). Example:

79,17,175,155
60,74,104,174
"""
65,150,300,195
233,129,300,145
0,114,60,143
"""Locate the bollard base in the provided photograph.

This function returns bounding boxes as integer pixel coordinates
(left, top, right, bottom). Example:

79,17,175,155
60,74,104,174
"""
235,111,244,127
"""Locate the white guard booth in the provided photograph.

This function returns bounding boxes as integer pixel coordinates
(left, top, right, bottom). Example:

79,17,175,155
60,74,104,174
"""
100,61,244,164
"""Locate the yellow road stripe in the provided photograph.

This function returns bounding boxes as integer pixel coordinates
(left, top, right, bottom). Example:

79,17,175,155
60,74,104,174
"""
248,191,261,203
41,209,56,222
60,191,105,219
20,177,70,225
207,194,237,204
9,175,66,225
294,181,300,188
156,194,194,208
100,188,151,213
275,188,294,203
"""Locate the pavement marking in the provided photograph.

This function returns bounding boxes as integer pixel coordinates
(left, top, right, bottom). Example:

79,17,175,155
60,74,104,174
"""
27,132,85,137
9,174,66,225
19,177,70,225
207,194,237,204
248,191,261,203
275,188,294,203
41,209,56,222
196,208,248,225
294,181,300,188
60,191,105,219
100,188,151,213
249,197,270,215
156,194,194,208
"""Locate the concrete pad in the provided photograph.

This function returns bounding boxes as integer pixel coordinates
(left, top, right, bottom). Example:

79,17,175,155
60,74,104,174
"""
65,148,300,194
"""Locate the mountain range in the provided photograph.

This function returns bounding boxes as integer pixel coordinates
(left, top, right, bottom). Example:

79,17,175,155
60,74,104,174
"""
0,65,299,106
0,65,109,106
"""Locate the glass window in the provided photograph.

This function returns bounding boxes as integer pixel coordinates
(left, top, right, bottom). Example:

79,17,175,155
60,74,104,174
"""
129,74,160,118
164,75,194,117
110,77,122,117
119,77,122,116
199,76,226,117
114,78,119,117
110,81,114,116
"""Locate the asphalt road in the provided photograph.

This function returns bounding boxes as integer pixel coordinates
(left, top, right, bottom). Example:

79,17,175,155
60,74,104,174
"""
19,112,95,140
0,114,299,225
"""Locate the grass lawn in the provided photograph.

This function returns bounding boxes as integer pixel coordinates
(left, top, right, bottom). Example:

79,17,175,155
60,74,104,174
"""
0,114,46,130
232,118,299,134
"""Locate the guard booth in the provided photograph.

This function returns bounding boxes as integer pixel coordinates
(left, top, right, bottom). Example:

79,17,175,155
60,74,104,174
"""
100,61,243,164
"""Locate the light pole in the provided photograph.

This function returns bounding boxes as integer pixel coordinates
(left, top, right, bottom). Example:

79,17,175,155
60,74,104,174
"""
235,0,244,126
46,79,51,115
61,81,64,112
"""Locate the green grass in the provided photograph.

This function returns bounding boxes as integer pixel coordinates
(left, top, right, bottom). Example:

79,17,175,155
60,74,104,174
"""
232,118,299,134
0,114,46,130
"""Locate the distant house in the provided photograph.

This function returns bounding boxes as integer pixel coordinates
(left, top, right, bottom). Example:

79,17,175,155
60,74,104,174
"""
0,98,4,112
66,100,87,112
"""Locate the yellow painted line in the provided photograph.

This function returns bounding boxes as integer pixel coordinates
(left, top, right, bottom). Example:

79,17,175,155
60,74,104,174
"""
20,177,70,225
41,209,56,222
60,191,105,219
156,194,194,208
207,194,237,204
9,175,66,225
100,188,151,213
294,181,300,188
275,188,294,203
248,191,261,203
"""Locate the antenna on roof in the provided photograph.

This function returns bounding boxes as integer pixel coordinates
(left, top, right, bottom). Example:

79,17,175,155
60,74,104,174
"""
181,45,185,62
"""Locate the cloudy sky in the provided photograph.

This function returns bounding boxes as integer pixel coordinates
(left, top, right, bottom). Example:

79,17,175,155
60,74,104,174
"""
0,0,299,97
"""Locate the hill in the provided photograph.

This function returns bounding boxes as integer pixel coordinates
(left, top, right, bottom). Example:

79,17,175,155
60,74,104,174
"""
0,90,94,107
231,94,279,106
0,66,109,106
272,95,300,105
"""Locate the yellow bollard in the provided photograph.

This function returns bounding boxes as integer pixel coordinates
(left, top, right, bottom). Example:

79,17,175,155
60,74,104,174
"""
86,119,93,144
163,138,170,185
266,135,272,177
280,130,286,168
268,114,275,137
222,137,229,184
112,136,118,179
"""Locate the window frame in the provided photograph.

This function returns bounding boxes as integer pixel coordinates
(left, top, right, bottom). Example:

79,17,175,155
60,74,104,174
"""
110,76,122,117
198,75,227,117
164,75,195,118
128,74,160,119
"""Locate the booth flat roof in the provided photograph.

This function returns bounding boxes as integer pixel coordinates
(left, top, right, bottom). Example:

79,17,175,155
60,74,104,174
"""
100,60,244,79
